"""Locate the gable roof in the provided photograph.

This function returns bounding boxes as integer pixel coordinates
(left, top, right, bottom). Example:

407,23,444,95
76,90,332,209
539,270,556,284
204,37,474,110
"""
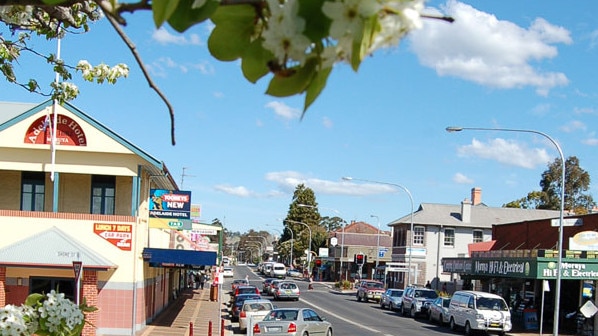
388,203,560,228
329,221,392,247
0,100,177,188
0,226,117,270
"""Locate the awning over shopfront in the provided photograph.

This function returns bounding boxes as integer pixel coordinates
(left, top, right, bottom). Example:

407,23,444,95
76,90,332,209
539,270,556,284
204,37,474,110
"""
142,248,217,268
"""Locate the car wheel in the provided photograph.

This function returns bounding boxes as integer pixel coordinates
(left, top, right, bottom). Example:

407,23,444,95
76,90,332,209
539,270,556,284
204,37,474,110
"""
363,297,368,303
380,301,385,309
356,294,362,302
389,302,394,311
410,307,416,318
325,328,333,336
464,321,472,336
302,332,309,336
428,311,433,322
449,318,457,331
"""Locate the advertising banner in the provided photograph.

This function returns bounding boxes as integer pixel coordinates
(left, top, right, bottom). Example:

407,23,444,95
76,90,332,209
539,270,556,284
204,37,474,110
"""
149,189,192,227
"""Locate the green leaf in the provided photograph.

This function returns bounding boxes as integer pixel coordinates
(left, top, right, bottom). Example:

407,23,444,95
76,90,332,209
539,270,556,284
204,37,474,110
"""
241,40,274,83
266,58,317,97
350,16,376,71
298,0,331,42
303,65,331,113
25,293,43,306
209,4,256,25
168,0,220,33
208,24,252,61
153,0,181,28
208,5,256,61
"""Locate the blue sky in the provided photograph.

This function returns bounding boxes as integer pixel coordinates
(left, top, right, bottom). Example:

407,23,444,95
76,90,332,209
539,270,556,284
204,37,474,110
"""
3,1,598,234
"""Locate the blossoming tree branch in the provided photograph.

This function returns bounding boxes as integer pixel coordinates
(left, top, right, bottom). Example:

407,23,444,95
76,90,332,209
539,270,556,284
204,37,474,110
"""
0,0,452,144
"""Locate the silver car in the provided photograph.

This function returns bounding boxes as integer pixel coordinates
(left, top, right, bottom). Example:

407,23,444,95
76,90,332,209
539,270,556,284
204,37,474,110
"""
380,289,404,311
427,296,451,325
273,281,300,301
239,299,274,333
252,308,332,336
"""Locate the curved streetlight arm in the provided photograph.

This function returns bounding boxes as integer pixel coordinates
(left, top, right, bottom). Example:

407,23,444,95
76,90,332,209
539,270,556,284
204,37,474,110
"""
285,219,313,275
298,204,346,281
446,126,565,336
342,176,415,288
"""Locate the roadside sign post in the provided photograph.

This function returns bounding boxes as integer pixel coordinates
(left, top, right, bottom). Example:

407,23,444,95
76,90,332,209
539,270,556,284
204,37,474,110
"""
72,261,82,305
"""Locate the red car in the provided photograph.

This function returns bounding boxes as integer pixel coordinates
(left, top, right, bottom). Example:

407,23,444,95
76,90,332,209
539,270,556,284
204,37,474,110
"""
356,280,385,303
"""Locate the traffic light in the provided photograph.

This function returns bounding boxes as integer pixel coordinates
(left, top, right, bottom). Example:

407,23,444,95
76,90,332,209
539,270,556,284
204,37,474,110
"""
315,259,322,267
355,253,365,265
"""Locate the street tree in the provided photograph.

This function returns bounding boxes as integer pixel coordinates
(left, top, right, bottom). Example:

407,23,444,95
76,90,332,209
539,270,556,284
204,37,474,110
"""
504,156,595,214
0,0,452,144
320,215,345,232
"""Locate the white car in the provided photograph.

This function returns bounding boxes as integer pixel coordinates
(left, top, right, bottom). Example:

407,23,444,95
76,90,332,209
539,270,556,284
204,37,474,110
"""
222,267,234,277
239,299,274,332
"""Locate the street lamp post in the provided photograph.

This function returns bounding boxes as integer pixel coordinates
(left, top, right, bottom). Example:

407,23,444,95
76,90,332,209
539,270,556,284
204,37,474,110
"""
446,126,565,336
285,219,312,277
343,177,415,289
371,215,380,275
297,204,345,281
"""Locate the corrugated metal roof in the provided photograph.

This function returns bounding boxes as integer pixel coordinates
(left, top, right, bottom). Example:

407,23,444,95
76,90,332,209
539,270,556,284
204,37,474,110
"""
0,227,117,270
389,203,560,228
0,101,38,124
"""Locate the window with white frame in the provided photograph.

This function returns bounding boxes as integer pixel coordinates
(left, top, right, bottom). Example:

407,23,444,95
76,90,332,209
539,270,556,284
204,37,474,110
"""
444,228,455,247
413,226,425,245
473,230,484,243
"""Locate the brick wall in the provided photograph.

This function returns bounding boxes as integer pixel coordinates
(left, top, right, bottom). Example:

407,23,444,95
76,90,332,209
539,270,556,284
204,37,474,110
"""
82,270,98,336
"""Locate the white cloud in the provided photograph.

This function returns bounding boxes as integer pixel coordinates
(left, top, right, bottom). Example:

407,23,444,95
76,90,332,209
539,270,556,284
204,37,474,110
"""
456,138,551,169
152,28,202,45
264,171,397,196
560,120,586,133
582,138,598,146
265,101,301,121
148,57,214,77
453,173,474,184
213,184,284,198
410,0,571,94
322,117,333,128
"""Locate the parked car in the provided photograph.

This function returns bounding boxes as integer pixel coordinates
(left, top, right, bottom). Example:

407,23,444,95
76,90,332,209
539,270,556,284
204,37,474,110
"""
222,266,234,278
252,308,332,336
231,285,261,304
232,279,249,291
230,293,262,322
380,289,404,311
238,299,275,333
272,281,300,301
401,286,439,318
262,278,274,294
267,279,284,296
356,280,385,303
428,296,451,325
448,290,512,336
286,268,302,277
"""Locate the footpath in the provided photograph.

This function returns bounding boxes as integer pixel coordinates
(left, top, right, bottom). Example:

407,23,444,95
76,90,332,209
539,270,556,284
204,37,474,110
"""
138,284,233,336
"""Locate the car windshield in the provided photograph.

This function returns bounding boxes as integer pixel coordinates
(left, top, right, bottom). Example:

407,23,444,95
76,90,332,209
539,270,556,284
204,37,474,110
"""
244,302,273,312
442,299,451,308
366,282,384,289
476,297,509,311
415,290,438,299
264,310,298,321
390,290,403,297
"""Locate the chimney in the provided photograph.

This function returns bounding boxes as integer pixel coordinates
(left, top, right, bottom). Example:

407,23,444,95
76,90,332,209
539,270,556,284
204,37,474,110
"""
471,187,482,205
461,198,472,223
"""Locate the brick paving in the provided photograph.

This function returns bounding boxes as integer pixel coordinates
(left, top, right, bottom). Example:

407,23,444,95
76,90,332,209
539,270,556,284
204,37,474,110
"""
138,285,233,336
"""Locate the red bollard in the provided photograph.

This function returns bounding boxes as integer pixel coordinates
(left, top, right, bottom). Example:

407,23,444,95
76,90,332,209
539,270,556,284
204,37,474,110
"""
208,320,212,336
221,318,225,336
189,322,194,336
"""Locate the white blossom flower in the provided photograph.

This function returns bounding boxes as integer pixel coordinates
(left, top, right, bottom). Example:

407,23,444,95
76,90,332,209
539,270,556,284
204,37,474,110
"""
262,0,312,65
322,0,380,40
